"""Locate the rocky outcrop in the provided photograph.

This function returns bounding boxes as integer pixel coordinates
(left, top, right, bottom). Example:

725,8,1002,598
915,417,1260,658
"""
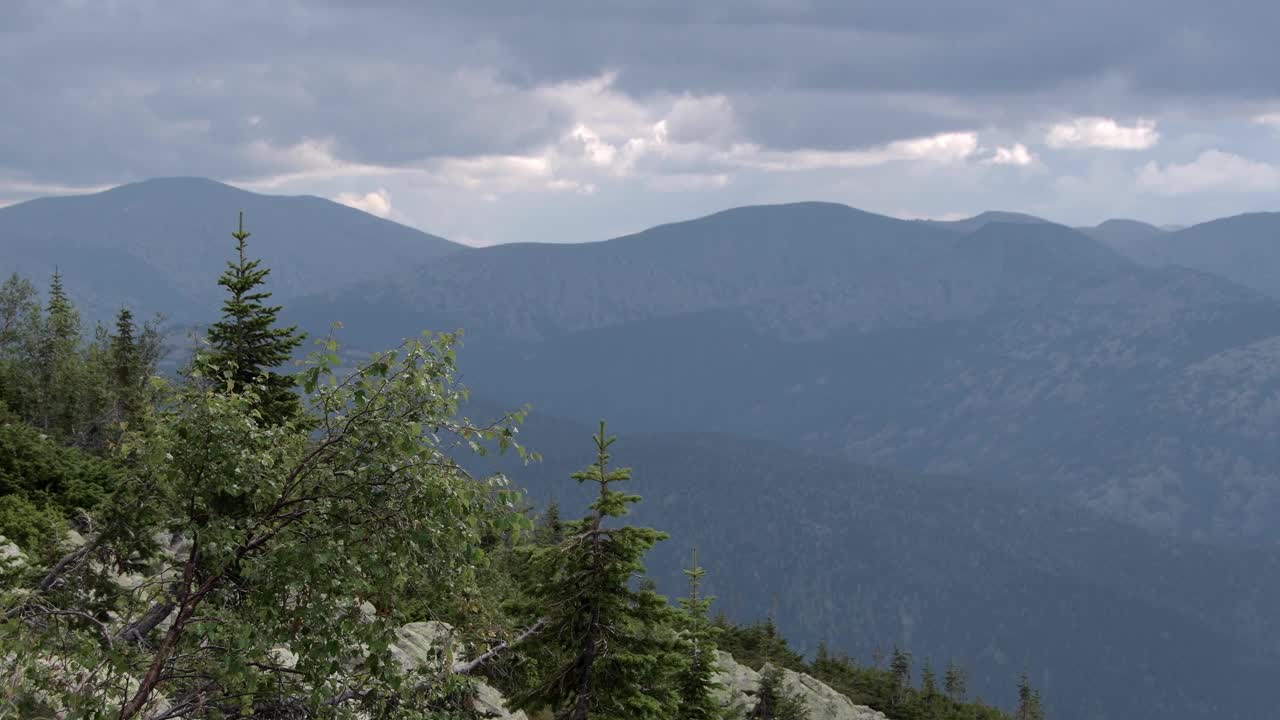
0,535,25,574
712,650,890,720
391,621,528,720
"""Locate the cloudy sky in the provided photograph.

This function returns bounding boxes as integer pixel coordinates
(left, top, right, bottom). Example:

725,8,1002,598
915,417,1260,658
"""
4,0,1280,245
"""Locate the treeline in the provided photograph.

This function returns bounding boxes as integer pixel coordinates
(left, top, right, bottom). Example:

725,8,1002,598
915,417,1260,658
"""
715,619,1045,720
0,270,160,554
0,214,1048,720
0,270,162,449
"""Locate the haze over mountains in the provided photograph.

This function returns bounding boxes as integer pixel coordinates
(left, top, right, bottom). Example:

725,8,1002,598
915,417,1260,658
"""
7,177,1280,719
0,177,462,321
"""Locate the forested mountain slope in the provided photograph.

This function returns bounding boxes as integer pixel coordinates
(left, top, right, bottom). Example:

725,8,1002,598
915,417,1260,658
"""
466,403,1280,720
292,207,1280,543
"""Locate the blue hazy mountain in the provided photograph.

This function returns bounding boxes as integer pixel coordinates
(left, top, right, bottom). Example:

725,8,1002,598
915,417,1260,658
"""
291,205,1280,546
1103,212,1280,299
0,177,463,321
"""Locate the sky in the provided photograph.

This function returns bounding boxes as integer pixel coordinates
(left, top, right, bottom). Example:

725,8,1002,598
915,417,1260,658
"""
3,0,1280,245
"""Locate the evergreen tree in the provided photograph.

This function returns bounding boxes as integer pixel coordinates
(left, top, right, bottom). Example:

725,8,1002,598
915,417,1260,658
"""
749,665,808,720
944,661,968,702
1015,673,1046,720
110,306,145,427
0,273,40,413
889,646,912,709
204,212,303,425
921,663,938,697
919,662,944,720
536,499,566,546
674,549,723,720
513,421,676,720
36,269,83,436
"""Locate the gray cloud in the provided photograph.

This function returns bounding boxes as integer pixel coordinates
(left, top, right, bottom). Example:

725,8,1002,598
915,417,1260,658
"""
2,0,1279,236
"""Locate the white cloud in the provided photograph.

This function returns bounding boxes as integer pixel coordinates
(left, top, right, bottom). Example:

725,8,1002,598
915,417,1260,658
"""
986,143,1036,166
227,74,990,205
236,138,409,190
1136,150,1280,195
644,172,731,192
728,132,979,171
567,124,618,167
0,179,114,196
1254,113,1280,127
452,235,496,248
1045,117,1159,150
890,132,980,162
333,188,393,217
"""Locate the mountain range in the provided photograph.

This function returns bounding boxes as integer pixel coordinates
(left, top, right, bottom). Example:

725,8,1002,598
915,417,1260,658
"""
285,199,1280,544
7,178,1280,719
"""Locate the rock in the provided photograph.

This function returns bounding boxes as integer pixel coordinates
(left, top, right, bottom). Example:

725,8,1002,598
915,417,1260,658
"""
390,620,528,720
391,621,459,671
0,534,26,570
712,650,890,720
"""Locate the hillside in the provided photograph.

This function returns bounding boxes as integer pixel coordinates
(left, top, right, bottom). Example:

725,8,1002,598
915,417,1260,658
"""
1079,218,1167,248
1104,212,1280,298
465,403,1280,720
292,207,1280,543
0,177,464,321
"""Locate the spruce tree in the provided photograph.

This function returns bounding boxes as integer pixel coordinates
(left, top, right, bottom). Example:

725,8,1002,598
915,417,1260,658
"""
0,273,40,413
110,306,144,427
889,646,912,709
944,661,968,702
535,499,566,546
919,662,944,720
674,549,723,720
37,269,82,436
921,663,938,697
205,212,303,425
1015,673,1046,720
513,421,677,720
749,666,808,720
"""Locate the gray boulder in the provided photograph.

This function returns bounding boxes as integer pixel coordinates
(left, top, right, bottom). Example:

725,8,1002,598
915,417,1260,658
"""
712,650,890,720
391,621,528,720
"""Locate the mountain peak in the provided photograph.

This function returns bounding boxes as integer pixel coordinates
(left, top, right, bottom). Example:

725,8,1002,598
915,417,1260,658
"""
0,177,464,321
927,210,1052,233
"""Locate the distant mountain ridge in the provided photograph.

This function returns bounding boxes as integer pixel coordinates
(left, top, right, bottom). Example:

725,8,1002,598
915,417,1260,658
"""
289,203,1280,545
1104,211,1280,299
297,203,1145,344
0,177,464,321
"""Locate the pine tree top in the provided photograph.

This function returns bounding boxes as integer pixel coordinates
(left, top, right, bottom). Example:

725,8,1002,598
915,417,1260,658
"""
205,212,304,426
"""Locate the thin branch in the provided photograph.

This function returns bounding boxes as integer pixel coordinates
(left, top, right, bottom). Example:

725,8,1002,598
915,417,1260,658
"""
453,618,547,675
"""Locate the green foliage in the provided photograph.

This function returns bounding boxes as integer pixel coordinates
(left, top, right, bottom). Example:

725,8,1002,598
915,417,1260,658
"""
945,661,969,702
1014,673,1046,720
674,550,724,720
109,305,159,430
3,332,529,718
718,620,1030,720
0,420,118,550
749,665,809,720
713,618,807,673
511,422,679,720
0,271,162,451
204,212,304,426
